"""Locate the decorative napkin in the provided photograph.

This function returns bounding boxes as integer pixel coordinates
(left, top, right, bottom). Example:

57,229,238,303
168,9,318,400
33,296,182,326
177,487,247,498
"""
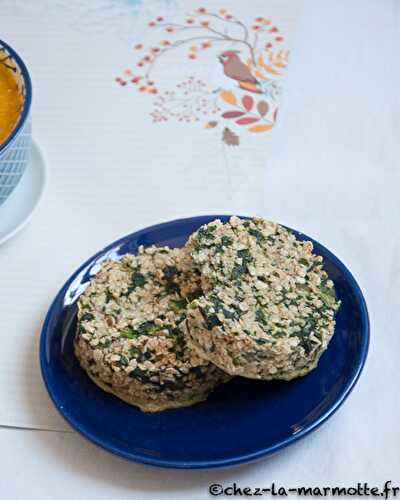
0,0,299,431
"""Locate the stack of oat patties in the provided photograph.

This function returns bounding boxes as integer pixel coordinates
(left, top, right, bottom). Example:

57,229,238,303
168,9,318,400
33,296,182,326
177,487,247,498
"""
74,217,340,412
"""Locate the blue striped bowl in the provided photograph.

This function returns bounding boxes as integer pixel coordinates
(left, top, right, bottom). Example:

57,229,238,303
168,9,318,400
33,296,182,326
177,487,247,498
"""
0,40,32,206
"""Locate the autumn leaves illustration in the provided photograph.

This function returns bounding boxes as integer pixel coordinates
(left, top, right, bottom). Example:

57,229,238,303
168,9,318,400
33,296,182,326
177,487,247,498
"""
220,91,276,135
116,7,288,146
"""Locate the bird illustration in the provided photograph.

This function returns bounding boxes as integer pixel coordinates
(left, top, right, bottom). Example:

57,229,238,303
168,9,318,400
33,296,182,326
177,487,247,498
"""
218,50,263,94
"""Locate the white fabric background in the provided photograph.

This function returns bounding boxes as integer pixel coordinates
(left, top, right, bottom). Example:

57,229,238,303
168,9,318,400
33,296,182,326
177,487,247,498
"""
0,0,399,498
0,0,298,432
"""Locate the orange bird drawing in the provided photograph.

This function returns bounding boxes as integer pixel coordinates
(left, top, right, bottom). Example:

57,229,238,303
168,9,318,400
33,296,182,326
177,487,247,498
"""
218,50,263,94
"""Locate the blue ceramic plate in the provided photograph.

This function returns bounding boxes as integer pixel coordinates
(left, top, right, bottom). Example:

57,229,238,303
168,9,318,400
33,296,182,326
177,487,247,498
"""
40,216,369,469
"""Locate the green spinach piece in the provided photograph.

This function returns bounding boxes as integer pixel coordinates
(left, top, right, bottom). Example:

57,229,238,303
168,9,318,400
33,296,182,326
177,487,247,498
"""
81,312,94,322
127,272,146,293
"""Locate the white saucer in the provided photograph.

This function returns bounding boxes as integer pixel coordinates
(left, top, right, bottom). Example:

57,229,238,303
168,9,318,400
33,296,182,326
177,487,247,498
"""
0,140,48,245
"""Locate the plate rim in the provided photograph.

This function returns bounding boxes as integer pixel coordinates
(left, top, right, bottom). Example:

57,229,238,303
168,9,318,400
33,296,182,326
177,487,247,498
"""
39,215,370,469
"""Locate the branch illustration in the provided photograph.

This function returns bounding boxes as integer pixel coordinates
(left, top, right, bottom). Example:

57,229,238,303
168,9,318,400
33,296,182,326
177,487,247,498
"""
119,8,286,88
189,11,250,42
145,35,229,78
143,10,264,77
150,77,220,123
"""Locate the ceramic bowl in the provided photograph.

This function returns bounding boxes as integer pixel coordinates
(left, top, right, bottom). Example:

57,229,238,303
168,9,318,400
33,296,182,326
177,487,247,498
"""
0,39,32,206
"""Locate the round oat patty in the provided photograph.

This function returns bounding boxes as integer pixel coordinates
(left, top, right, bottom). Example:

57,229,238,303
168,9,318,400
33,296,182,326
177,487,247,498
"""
184,217,340,380
74,245,229,412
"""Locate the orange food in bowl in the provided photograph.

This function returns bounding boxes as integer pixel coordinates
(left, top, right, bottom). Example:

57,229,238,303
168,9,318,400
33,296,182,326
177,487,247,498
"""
0,62,23,145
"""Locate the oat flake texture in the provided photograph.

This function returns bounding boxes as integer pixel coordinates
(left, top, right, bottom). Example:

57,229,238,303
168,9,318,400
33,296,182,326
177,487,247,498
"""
74,245,230,412
184,216,341,380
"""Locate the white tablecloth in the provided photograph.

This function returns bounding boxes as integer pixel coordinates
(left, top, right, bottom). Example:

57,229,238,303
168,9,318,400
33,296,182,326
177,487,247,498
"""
0,0,399,498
